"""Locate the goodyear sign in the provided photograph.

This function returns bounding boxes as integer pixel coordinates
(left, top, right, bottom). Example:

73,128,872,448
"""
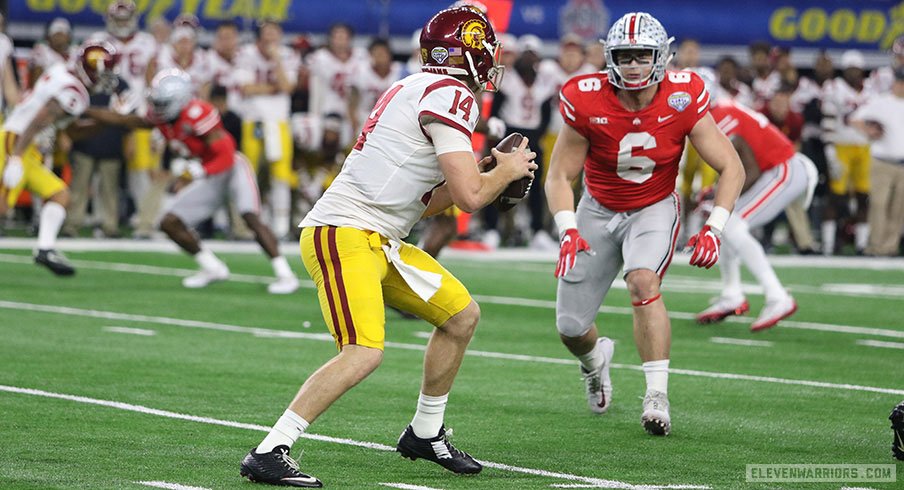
9,0,904,51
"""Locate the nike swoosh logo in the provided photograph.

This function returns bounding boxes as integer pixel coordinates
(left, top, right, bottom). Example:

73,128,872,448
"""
282,476,320,484
896,430,904,452
658,115,674,123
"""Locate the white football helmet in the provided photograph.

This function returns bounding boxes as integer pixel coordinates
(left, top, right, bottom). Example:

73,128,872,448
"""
684,66,720,102
147,69,193,122
605,12,674,90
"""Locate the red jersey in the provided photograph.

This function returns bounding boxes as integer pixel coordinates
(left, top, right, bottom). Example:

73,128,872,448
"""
559,70,710,212
156,99,235,175
711,99,795,172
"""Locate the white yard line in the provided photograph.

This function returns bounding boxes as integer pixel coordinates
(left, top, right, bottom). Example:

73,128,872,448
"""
412,331,433,339
10,252,904,339
378,483,444,490
3,253,904,339
710,337,773,347
1,300,901,397
0,384,706,490
855,339,904,350
103,326,156,336
137,482,211,490
4,238,904,270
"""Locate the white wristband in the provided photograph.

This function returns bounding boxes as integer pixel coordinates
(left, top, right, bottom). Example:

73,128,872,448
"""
705,206,730,235
554,210,578,236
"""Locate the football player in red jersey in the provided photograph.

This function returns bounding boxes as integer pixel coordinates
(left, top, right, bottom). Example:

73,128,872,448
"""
545,12,745,436
693,70,817,332
86,70,300,294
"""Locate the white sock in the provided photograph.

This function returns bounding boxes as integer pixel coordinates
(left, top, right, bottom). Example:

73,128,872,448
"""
576,341,602,372
37,202,66,250
855,223,869,250
718,247,744,301
410,392,448,439
271,181,291,238
256,409,310,454
195,247,223,271
271,255,294,279
642,359,669,394
725,219,786,302
821,220,836,256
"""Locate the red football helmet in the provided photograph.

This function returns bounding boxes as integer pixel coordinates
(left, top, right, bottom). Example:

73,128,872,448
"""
105,0,138,39
75,40,120,93
420,7,503,91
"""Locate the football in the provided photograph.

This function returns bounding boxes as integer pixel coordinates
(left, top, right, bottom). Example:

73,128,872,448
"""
484,132,534,211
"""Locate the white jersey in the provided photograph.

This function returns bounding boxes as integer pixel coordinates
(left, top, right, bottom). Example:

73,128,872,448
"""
538,59,596,133
751,71,781,105
4,63,88,137
156,45,212,94
30,43,76,71
0,34,13,113
301,72,480,240
207,49,245,115
822,77,872,145
307,47,367,117
496,68,557,130
349,61,402,133
235,43,300,122
852,93,904,161
868,66,896,94
792,76,826,140
94,32,157,99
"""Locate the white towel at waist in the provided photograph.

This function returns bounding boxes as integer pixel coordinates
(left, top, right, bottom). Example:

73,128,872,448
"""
381,239,443,302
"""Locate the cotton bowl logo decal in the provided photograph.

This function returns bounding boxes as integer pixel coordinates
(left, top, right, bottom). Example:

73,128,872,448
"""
431,47,449,64
460,19,487,48
668,91,691,112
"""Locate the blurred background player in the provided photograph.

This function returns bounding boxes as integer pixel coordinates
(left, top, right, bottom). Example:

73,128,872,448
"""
237,20,300,240
546,12,744,436
850,68,904,256
29,18,75,81
97,0,160,238
1,41,120,276
149,14,212,99
695,78,817,331
87,70,299,294
0,13,20,123
306,23,364,148
821,50,872,255
346,37,401,137
488,34,558,250
749,41,780,105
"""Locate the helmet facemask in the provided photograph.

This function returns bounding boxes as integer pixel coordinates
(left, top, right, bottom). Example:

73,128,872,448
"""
465,39,503,92
147,70,193,123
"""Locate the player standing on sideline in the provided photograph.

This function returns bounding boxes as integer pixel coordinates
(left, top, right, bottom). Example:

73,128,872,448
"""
0,13,21,119
694,74,817,331
239,7,536,487
236,20,300,240
86,70,299,294
545,12,745,436
1,41,120,275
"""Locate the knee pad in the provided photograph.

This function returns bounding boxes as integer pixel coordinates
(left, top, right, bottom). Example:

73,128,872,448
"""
556,313,593,338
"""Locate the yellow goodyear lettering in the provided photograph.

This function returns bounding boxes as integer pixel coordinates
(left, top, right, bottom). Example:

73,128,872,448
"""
59,0,88,14
181,0,203,15
26,0,56,11
828,9,857,42
146,0,176,21
799,8,827,41
769,7,797,40
89,0,108,15
858,10,886,43
227,0,256,18
259,0,291,21
203,0,229,20
882,1,904,49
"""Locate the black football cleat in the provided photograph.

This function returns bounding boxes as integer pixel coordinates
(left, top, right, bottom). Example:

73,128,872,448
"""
891,401,904,461
396,425,482,474
34,249,75,276
240,446,323,487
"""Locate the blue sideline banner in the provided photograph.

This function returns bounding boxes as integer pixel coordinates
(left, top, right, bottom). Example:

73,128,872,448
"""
10,0,904,50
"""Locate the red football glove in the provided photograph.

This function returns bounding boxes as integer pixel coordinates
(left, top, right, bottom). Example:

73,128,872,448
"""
555,228,592,278
687,225,721,269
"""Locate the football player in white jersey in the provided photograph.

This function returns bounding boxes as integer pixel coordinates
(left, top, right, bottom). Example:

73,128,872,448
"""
235,20,300,240
868,36,904,94
149,14,212,99
0,13,20,119
208,20,244,115
821,50,873,255
306,23,366,144
240,7,536,487
97,0,161,238
30,18,76,81
347,38,402,137
1,41,119,275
